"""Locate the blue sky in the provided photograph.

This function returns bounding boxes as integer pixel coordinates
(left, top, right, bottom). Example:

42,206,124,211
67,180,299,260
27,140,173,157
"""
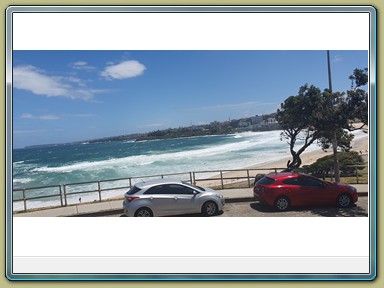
12,50,368,148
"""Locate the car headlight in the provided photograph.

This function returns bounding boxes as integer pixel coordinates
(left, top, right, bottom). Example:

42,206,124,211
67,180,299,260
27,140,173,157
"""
216,193,224,199
347,186,357,192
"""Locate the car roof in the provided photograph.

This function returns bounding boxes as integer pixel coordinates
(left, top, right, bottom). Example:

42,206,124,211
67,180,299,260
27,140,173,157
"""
135,178,183,189
265,172,301,180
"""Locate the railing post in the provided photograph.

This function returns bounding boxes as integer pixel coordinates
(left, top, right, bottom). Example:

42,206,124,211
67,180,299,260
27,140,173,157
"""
22,188,27,212
98,181,102,202
59,185,63,207
193,172,196,185
220,171,224,189
129,178,132,188
247,169,251,188
355,167,359,184
63,184,68,206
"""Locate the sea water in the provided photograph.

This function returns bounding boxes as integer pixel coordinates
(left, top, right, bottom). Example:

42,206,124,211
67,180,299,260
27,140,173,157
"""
12,130,367,210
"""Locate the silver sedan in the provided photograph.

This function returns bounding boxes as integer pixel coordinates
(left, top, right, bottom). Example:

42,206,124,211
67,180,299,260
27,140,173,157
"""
123,178,225,217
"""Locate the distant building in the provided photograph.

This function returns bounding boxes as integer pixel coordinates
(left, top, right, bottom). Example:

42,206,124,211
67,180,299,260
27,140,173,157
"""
238,120,250,128
262,117,277,126
251,115,263,125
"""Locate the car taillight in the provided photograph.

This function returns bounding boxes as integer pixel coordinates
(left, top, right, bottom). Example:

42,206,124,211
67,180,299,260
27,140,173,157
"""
125,196,140,202
254,186,263,194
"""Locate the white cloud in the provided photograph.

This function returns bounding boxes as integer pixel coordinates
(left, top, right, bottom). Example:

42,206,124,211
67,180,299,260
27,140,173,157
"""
198,101,277,111
13,65,101,100
14,65,70,97
19,113,35,119
20,113,60,120
138,123,165,129
332,54,343,63
101,60,146,80
70,61,95,71
20,113,95,121
14,129,47,134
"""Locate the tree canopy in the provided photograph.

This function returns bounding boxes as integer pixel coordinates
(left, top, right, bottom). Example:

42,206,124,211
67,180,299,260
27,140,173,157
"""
276,84,325,169
276,68,368,170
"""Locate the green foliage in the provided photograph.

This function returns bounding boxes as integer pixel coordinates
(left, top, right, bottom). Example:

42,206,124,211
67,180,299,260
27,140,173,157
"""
276,67,368,170
317,128,354,152
349,68,368,89
302,151,364,177
276,84,326,168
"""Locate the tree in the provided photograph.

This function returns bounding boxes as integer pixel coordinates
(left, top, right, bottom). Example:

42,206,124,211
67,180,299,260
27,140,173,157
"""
346,68,369,128
276,84,325,169
318,68,368,181
276,68,368,172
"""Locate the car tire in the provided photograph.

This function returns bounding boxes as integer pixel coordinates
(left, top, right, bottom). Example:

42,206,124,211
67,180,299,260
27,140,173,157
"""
202,201,218,216
134,207,153,217
337,194,352,208
274,196,290,211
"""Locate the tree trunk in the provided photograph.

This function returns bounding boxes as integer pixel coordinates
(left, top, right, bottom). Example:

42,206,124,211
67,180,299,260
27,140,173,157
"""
332,132,341,182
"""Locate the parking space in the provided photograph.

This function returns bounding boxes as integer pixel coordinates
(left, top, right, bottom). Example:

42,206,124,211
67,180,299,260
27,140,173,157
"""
112,196,368,217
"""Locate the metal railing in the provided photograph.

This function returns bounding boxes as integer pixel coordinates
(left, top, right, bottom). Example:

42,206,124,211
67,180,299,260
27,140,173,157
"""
12,165,367,213
13,171,195,212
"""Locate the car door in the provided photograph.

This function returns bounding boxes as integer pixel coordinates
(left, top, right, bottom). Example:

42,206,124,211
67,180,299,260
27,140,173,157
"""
165,184,196,214
298,176,328,205
143,185,176,216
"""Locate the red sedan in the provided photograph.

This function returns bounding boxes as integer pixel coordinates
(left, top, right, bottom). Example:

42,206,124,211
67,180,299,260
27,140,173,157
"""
253,172,358,211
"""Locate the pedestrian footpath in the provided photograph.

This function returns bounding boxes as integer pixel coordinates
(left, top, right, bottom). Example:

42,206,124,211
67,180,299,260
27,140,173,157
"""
13,184,369,217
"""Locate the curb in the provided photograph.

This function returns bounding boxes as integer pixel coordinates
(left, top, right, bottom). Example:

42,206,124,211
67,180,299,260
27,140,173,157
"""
225,197,255,203
17,192,369,217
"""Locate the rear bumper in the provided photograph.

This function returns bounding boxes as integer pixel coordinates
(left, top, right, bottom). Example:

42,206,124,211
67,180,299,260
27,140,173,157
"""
254,192,274,206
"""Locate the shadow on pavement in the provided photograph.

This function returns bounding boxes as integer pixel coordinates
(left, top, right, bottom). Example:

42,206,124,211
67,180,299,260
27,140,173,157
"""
250,202,368,217
309,205,368,217
119,211,224,217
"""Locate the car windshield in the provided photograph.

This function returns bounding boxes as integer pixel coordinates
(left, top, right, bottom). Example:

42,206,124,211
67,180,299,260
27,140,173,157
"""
126,185,141,195
257,177,276,185
182,181,205,191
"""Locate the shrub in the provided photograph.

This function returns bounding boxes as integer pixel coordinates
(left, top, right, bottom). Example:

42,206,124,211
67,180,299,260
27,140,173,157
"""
302,151,364,177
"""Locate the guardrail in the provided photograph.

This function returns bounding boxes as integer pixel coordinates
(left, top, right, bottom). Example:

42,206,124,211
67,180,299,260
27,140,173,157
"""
12,165,367,212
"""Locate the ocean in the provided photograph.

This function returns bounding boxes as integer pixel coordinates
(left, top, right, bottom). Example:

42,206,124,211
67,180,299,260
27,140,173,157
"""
12,130,367,210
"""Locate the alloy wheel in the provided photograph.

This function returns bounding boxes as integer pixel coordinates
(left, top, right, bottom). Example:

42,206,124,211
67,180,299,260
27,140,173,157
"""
275,197,289,211
338,194,352,208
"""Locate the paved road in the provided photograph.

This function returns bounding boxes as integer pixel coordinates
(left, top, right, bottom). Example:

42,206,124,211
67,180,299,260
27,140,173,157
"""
106,196,368,217
218,196,368,217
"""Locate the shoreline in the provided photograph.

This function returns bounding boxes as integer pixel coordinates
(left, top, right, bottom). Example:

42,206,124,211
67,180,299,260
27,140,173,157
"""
199,132,369,188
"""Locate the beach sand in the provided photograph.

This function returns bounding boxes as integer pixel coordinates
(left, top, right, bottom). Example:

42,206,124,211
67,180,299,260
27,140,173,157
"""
197,130,369,188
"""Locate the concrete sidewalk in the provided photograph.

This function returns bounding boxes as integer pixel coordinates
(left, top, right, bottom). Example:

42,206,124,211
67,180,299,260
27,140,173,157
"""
13,184,369,217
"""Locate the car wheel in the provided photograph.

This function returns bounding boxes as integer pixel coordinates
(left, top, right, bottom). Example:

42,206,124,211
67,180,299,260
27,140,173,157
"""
337,194,352,208
274,196,290,211
202,201,218,216
134,207,153,217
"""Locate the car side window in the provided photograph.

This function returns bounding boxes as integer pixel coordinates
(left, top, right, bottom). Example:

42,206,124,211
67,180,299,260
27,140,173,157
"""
144,185,167,195
299,177,324,187
282,178,300,185
166,184,194,195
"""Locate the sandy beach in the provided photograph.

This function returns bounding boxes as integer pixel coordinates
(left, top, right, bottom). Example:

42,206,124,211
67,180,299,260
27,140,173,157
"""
197,130,369,188
257,131,369,169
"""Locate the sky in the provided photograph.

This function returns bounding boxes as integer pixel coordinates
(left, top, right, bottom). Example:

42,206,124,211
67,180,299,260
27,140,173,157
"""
12,50,368,148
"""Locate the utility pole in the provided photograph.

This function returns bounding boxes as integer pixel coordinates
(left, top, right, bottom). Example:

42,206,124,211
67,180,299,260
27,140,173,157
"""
327,50,340,182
